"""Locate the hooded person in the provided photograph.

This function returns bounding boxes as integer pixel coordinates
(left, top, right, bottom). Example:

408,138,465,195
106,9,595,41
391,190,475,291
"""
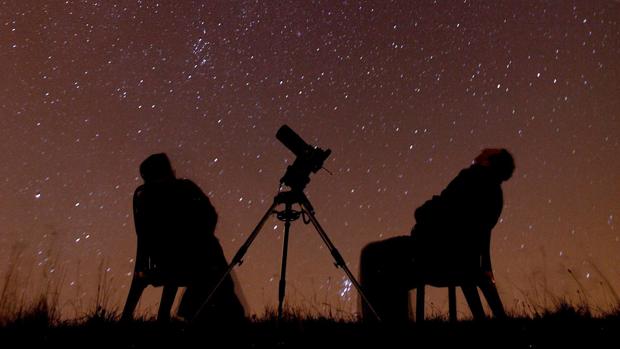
122,153,245,323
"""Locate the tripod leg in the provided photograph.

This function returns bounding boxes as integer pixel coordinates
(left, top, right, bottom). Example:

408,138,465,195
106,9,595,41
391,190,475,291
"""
277,214,292,321
192,200,278,322
300,200,382,322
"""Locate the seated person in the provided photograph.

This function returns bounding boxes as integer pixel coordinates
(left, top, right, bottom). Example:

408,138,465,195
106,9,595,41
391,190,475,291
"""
360,148,515,322
121,153,245,323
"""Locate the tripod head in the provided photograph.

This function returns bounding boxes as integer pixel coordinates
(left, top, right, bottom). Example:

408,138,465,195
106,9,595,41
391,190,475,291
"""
276,125,331,192
274,190,313,222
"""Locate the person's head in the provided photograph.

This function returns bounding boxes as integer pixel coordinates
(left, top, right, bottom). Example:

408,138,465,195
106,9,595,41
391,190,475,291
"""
139,153,175,183
474,148,515,182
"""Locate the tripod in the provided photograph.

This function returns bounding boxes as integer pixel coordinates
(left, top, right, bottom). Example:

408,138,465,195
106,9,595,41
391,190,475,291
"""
194,189,381,322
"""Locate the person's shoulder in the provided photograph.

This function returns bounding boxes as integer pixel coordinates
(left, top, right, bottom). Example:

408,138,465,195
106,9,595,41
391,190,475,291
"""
463,165,501,190
176,178,198,187
464,164,482,173
447,165,484,189
176,178,206,194
134,184,146,197
451,165,476,181
460,164,488,178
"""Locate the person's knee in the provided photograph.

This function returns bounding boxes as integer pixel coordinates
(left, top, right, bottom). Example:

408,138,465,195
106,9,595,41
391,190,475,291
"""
360,242,383,281
361,240,384,263
361,241,374,257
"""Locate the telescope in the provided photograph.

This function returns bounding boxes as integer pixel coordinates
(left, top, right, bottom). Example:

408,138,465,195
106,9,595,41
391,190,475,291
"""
276,125,331,192
195,125,380,322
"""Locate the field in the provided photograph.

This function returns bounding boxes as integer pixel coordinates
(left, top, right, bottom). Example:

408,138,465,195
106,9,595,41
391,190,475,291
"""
1,250,619,348
1,299,619,349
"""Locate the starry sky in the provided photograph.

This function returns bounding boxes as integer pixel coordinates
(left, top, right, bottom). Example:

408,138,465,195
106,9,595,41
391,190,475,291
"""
1,1,619,319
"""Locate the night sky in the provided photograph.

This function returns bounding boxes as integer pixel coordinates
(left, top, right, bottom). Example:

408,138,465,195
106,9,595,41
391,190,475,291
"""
1,1,618,319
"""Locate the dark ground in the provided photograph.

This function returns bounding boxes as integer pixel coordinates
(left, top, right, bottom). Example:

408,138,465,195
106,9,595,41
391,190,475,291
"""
1,307,619,349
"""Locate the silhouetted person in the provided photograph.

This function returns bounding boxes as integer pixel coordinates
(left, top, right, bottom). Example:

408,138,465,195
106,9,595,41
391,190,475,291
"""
360,148,514,322
121,153,245,323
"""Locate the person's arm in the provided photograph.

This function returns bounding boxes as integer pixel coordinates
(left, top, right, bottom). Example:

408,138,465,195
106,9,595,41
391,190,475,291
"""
482,185,504,279
480,228,493,282
133,187,149,273
203,194,218,236
184,179,218,236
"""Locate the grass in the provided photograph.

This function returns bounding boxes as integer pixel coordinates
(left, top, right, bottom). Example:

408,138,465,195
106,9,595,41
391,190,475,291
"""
1,248,619,348
1,296,619,349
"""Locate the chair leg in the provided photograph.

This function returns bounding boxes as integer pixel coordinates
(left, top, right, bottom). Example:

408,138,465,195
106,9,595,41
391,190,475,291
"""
448,286,457,322
461,285,485,320
157,285,178,322
416,286,425,323
479,280,507,319
121,277,146,321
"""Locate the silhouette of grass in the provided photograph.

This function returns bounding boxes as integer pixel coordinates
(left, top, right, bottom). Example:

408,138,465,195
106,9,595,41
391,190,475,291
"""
1,247,620,348
1,302,619,349
0,244,64,327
